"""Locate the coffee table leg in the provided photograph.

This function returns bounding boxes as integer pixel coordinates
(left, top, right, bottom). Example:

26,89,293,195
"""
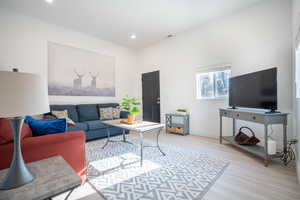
157,128,166,156
122,129,133,145
139,132,143,167
102,128,111,149
122,129,126,142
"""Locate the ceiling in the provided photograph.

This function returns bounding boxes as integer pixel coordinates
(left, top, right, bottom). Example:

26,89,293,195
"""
0,0,264,49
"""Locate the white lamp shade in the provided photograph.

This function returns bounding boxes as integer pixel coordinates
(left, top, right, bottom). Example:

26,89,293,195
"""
0,71,50,118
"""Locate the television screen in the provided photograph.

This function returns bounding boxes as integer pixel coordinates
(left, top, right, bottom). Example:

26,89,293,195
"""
229,68,277,111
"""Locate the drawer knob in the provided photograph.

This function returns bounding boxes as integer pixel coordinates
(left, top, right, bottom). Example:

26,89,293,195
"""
253,116,256,120
236,114,239,117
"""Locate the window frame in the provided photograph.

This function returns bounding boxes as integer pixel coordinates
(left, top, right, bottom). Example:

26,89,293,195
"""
196,67,231,100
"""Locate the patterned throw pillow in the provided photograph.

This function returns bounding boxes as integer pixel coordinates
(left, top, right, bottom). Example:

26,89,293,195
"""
112,107,120,119
51,110,76,126
99,107,113,120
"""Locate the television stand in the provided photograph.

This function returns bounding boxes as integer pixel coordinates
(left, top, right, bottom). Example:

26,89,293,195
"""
219,108,288,167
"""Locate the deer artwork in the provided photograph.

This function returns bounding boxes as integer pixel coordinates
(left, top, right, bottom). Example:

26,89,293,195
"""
90,72,99,89
73,69,85,89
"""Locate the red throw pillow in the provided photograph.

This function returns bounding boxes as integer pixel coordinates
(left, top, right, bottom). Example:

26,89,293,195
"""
0,118,33,145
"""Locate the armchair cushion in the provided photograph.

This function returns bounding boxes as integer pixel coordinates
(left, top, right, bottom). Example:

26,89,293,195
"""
25,116,67,136
0,118,32,145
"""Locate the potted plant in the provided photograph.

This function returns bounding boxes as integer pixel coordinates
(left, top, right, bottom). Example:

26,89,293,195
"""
176,108,188,115
119,96,141,123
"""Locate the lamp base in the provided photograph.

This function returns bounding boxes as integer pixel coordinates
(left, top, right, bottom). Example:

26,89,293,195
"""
0,117,35,190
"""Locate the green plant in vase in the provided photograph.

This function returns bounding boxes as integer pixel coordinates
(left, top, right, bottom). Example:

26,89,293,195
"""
176,108,188,115
119,96,141,123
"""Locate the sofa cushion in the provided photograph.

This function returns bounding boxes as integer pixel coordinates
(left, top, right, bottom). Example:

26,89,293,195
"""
67,122,88,132
77,104,99,122
85,120,108,130
0,118,33,144
98,103,118,119
25,116,67,136
51,110,76,126
99,107,113,120
112,108,121,119
50,105,79,122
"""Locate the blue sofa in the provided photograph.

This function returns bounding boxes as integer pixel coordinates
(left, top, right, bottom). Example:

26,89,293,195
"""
48,103,129,141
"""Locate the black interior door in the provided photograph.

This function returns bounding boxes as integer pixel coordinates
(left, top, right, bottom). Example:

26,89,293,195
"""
142,71,160,122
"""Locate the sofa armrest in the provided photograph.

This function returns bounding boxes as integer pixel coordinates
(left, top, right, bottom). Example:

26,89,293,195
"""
120,111,130,119
0,131,87,180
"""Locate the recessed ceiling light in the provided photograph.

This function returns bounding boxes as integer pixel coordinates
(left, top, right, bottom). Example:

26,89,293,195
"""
45,0,53,4
130,34,136,39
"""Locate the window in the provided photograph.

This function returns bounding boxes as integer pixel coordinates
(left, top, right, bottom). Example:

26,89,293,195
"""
196,69,231,99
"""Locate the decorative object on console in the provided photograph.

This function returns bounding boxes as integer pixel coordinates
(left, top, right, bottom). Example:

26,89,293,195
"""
267,139,277,155
176,108,188,115
0,70,49,190
234,127,260,145
119,96,141,124
48,42,116,97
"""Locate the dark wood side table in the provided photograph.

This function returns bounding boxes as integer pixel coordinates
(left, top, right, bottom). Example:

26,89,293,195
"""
0,156,82,200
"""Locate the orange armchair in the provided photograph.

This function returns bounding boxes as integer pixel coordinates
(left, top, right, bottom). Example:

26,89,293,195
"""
0,119,87,180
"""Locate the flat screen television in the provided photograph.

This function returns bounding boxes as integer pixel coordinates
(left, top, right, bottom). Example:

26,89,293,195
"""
229,68,277,112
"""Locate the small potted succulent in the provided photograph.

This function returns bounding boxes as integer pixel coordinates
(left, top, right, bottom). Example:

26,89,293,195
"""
119,96,141,123
176,108,188,115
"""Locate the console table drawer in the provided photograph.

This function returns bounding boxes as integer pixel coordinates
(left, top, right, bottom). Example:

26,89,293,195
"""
230,112,265,123
245,114,265,123
220,110,233,117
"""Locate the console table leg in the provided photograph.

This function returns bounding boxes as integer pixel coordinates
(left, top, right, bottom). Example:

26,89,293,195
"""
264,125,269,167
220,115,223,144
283,124,288,165
233,118,236,136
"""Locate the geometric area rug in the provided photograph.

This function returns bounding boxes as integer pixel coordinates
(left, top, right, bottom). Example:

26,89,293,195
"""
86,136,229,200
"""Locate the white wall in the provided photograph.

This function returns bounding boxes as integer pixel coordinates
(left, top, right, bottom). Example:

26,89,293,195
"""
137,0,293,143
0,8,138,105
292,0,300,183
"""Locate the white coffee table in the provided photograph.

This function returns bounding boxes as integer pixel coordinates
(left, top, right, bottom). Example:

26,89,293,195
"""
101,119,166,166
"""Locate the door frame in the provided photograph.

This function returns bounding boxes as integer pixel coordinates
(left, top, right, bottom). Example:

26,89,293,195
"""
141,70,161,122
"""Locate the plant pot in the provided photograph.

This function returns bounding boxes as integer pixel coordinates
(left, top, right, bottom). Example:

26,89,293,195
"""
127,114,135,123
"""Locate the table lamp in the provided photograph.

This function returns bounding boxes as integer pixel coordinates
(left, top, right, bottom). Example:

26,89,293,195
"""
0,69,49,190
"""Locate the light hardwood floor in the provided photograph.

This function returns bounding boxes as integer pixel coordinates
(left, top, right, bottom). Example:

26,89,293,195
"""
54,132,300,200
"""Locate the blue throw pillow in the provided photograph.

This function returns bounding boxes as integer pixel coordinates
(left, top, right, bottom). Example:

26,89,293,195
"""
25,116,67,136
